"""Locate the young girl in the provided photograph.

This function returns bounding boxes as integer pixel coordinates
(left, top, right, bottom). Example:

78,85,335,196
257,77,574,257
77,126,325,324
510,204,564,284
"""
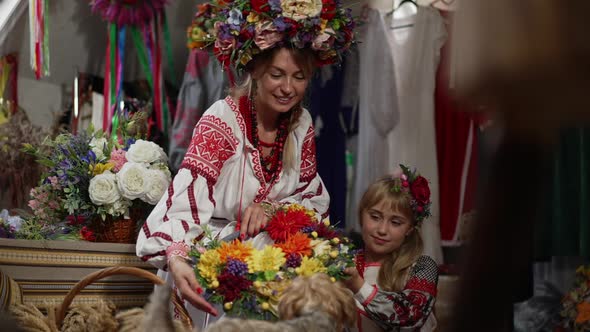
343,165,438,331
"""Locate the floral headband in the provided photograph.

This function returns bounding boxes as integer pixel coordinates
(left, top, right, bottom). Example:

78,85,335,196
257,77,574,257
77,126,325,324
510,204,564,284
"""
187,0,356,71
390,164,432,225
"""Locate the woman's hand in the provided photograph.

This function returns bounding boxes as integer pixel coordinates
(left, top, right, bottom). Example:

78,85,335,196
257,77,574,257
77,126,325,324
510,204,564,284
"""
168,256,218,316
343,267,365,294
240,202,268,238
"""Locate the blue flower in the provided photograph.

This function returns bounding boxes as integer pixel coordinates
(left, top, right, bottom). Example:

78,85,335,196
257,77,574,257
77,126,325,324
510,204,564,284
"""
227,9,243,26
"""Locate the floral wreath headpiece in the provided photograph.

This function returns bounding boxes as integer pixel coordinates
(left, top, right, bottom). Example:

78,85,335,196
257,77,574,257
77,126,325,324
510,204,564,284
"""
187,0,356,70
390,164,432,225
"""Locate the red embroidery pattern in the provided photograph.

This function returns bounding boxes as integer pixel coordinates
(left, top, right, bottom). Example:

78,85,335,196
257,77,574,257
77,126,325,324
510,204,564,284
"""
405,278,438,296
152,232,173,242
299,124,318,183
142,222,151,238
181,220,190,232
165,241,190,261
182,114,238,179
225,96,246,134
226,96,266,187
163,184,174,222
187,183,200,224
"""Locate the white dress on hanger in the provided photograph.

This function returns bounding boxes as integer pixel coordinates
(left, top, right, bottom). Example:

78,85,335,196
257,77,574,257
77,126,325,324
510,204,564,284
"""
385,7,446,264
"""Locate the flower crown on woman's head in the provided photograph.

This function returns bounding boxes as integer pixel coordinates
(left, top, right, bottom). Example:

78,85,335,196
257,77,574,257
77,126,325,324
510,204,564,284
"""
187,0,356,70
390,164,432,225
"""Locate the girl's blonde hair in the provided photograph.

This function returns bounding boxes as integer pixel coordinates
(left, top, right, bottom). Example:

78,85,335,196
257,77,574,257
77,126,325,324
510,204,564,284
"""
230,47,317,171
358,177,424,292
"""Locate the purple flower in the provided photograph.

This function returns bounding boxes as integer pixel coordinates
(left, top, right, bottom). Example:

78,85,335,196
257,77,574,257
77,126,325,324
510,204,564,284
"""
216,22,233,41
269,0,282,12
273,17,288,32
225,259,248,276
301,225,316,233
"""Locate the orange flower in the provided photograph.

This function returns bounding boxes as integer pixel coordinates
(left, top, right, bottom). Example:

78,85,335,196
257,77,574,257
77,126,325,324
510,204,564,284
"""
217,240,253,263
575,301,590,324
275,232,312,257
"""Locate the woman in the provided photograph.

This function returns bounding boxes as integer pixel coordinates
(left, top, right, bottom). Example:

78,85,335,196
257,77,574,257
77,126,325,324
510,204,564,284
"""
343,165,438,331
136,0,355,324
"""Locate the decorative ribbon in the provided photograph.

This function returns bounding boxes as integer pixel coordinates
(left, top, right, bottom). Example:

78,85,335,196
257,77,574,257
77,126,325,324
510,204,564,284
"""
29,0,49,79
162,13,177,87
96,2,171,137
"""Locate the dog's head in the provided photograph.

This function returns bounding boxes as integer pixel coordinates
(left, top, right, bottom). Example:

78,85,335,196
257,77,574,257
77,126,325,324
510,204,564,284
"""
278,273,357,331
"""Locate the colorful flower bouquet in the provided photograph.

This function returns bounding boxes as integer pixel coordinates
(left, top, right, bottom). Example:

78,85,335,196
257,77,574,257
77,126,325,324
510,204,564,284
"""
190,203,355,320
21,119,171,242
561,265,590,331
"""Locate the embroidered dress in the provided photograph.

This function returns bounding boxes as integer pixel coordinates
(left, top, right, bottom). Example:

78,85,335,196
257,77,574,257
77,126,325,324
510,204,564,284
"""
352,254,438,332
137,96,329,269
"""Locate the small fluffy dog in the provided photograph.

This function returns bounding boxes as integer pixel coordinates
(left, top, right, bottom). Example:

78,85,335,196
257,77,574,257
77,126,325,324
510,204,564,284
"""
141,273,357,332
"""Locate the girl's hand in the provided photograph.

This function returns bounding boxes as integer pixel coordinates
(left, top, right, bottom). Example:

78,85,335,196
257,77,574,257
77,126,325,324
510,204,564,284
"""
240,202,268,238
168,256,218,316
343,267,365,294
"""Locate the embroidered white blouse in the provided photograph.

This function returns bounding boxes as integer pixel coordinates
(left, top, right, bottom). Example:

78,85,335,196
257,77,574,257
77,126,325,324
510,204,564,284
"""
136,96,330,269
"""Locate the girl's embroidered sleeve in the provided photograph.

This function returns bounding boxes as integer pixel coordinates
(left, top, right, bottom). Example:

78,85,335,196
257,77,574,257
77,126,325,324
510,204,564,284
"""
136,108,238,270
354,256,439,330
279,123,330,220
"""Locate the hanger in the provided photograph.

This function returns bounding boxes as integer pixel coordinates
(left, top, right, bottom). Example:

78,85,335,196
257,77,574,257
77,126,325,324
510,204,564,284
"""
386,0,417,16
387,0,417,29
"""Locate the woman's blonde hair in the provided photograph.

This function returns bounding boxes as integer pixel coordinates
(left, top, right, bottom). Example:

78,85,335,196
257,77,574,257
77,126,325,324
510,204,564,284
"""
230,47,317,171
358,177,424,292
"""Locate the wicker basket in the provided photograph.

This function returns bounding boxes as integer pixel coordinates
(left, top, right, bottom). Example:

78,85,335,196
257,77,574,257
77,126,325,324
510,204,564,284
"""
91,215,139,244
55,266,192,330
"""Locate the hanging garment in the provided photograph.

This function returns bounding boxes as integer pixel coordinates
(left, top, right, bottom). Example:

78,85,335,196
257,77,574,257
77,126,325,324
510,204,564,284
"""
168,49,232,173
434,12,480,246
352,8,399,232
309,61,356,228
535,127,590,259
387,7,446,264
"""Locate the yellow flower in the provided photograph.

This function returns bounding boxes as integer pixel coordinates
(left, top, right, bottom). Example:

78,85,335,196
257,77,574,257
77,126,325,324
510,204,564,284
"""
246,246,286,273
286,203,316,218
187,26,208,49
297,256,327,276
320,19,328,31
323,218,330,226
247,12,260,23
329,250,339,259
224,302,233,310
261,302,270,310
311,231,318,239
239,51,253,66
197,250,222,283
90,162,114,176
330,277,336,283
211,280,220,288
331,238,340,244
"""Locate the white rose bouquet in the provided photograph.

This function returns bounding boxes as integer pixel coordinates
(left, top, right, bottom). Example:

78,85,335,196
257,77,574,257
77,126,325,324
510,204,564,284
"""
23,121,171,242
